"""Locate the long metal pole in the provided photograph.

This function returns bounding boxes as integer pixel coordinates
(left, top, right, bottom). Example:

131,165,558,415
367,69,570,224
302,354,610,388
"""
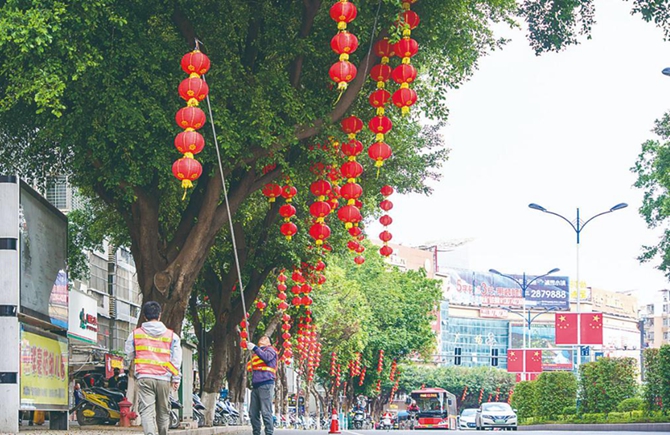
522,273,527,381
575,208,581,376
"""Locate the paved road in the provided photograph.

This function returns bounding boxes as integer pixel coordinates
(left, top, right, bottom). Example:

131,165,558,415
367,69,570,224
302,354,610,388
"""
274,431,670,435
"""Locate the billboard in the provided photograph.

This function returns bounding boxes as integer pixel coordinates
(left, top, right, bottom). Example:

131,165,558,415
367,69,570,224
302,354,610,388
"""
440,268,569,310
20,325,69,410
19,182,68,328
510,323,573,371
68,290,98,344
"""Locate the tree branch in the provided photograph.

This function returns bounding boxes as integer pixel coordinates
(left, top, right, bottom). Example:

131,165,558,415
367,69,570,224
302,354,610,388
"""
289,0,322,88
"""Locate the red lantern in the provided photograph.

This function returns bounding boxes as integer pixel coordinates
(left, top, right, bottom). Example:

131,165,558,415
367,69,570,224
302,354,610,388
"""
341,139,363,157
309,223,331,245
178,77,209,104
292,297,302,306
374,38,395,59
181,50,211,76
348,226,362,237
278,301,289,310
277,292,287,301
240,330,248,339
369,64,392,83
280,204,297,219
379,214,393,226
318,274,327,285
394,38,419,59
341,116,364,135
310,179,332,198
256,300,267,311
330,0,358,30
174,131,205,155
368,116,393,135
355,244,365,254
379,231,393,242
369,89,391,108
172,157,203,189
331,31,359,57
301,283,313,294
340,183,363,201
354,256,365,265
175,106,206,130
329,61,357,90
398,10,420,30
392,87,418,115
292,271,305,283
278,273,287,282
337,205,362,228
277,283,287,291
281,185,298,201
341,161,363,180
262,183,282,202
280,222,298,240
392,64,417,85
315,260,326,271
380,199,393,211
381,185,394,196
309,201,332,219
368,142,393,167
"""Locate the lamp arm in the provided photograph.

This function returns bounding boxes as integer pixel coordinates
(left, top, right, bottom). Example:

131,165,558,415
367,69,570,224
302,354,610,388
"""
542,210,579,233
493,272,524,289
526,271,556,288
580,210,613,231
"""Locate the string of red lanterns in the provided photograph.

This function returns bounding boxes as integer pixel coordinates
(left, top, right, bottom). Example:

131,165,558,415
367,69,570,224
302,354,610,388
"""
366,38,394,171
376,349,385,374
172,49,210,199
329,0,358,93
279,182,298,241
379,185,394,257
392,1,420,115
358,366,366,386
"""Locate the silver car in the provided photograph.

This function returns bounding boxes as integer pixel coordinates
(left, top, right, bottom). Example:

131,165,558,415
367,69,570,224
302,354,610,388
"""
475,402,517,431
458,408,478,430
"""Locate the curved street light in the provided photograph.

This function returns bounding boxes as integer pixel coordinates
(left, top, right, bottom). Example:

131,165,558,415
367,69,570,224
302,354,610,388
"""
663,67,670,76
527,202,628,373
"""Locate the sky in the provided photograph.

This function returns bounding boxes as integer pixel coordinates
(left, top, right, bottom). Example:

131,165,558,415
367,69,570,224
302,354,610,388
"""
370,0,670,303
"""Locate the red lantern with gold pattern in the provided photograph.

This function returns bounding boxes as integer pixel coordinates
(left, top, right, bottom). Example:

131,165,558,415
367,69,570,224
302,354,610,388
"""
337,205,362,228
331,31,359,57
175,107,206,130
379,231,393,243
381,185,394,196
172,157,203,189
181,51,211,76
262,183,282,202
398,10,420,31
280,204,297,219
368,116,393,135
341,161,363,180
368,142,392,167
281,185,298,201
374,38,395,59
394,38,419,60
310,179,332,198
341,116,364,135
370,64,392,83
348,226,362,237
380,199,394,211
309,201,332,219
309,223,331,245
340,183,363,201
379,215,393,226
347,240,360,251
369,89,391,108
380,245,394,257
341,139,363,157
392,87,418,114
354,256,365,265
280,222,298,240
330,0,358,30
178,77,209,104
392,64,417,85
174,131,205,155
329,61,357,90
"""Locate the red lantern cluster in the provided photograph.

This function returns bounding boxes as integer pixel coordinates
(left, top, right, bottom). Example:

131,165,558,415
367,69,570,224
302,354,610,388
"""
375,379,382,394
329,1,358,92
239,318,249,350
390,373,400,401
330,352,338,377
280,312,293,364
279,183,298,241
376,349,385,374
173,49,210,198
289,269,313,307
365,38,395,171
379,185,394,257
392,1,420,115
255,299,267,312
389,359,398,381
276,272,290,311
309,178,332,247
358,366,366,386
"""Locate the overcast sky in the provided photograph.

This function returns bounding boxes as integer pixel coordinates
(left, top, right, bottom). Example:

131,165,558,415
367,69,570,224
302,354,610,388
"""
371,0,670,303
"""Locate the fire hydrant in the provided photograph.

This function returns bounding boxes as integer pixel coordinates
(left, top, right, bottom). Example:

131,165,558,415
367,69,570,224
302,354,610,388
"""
118,397,138,427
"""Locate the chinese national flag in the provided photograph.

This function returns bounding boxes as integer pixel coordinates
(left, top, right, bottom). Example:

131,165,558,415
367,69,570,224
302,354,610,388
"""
506,349,523,373
525,350,543,373
580,313,603,345
555,313,579,345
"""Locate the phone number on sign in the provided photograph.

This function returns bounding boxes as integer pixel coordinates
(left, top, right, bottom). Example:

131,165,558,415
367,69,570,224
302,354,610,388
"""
528,289,567,300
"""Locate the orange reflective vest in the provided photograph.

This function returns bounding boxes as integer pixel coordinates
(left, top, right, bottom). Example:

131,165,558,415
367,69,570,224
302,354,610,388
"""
133,327,179,377
246,346,279,374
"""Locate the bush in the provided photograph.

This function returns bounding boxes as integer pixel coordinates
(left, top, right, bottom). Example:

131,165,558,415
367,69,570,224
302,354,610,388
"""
534,372,577,420
579,357,638,414
562,406,577,416
510,381,536,420
617,397,644,413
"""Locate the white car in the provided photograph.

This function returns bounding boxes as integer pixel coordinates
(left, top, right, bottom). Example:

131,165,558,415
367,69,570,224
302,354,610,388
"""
475,402,517,431
458,408,478,430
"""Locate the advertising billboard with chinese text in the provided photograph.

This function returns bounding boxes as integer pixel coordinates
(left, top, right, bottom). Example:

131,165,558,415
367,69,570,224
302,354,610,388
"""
20,325,69,410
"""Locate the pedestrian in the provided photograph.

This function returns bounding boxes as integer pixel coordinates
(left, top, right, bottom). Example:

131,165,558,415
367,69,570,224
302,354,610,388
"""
107,367,121,389
246,336,278,435
125,301,182,435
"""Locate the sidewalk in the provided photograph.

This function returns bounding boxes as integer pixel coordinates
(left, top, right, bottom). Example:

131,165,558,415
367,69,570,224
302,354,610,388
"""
8,424,251,435
520,422,670,431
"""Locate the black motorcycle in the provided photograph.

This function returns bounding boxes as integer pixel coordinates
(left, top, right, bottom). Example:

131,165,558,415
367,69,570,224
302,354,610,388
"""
352,409,365,429
169,396,182,429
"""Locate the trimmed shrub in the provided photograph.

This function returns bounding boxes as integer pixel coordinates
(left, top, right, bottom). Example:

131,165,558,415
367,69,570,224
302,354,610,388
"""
510,381,536,419
617,397,644,413
534,371,577,420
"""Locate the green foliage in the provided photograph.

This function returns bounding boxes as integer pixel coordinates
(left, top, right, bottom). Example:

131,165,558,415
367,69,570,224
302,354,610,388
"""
510,380,536,420
579,357,638,414
562,405,577,416
659,345,670,413
643,347,663,412
534,371,577,420
617,397,644,413
398,365,515,410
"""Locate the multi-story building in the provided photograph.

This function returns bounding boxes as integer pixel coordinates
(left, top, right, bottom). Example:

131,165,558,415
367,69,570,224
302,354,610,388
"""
641,289,670,348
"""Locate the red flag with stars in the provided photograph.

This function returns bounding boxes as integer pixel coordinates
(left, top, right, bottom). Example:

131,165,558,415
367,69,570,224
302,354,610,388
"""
580,313,603,345
555,313,578,345
506,349,523,373
525,350,543,373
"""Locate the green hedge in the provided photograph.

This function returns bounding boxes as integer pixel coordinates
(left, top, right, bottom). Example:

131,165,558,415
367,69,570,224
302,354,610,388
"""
521,410,670,425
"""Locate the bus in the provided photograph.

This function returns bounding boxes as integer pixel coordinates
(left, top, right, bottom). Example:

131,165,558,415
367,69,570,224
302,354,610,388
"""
409,387,458,429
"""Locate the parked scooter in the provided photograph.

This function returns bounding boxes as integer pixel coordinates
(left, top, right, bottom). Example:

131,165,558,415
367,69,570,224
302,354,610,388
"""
192,393,206,427
72,386,124,425
169,395,182,429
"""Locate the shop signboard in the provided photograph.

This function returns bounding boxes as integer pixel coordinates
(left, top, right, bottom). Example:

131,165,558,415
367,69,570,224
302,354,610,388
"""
68,290,98,344
19,325,69,410
441,268,569,310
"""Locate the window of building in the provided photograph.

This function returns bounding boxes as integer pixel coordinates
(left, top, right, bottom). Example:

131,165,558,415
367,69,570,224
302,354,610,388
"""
45,176,68,210
89,253,107,293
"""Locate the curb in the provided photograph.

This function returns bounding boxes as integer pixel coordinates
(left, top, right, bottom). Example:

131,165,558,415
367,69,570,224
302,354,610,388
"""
520,422,670,431
172,426,251,435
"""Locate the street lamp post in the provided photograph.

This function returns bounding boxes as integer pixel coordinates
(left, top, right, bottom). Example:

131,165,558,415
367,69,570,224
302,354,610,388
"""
528,202,627,373
489,268,560,380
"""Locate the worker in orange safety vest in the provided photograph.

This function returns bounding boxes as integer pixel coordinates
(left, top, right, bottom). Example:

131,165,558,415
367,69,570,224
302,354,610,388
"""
246,336,277,435
125,301,182,435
